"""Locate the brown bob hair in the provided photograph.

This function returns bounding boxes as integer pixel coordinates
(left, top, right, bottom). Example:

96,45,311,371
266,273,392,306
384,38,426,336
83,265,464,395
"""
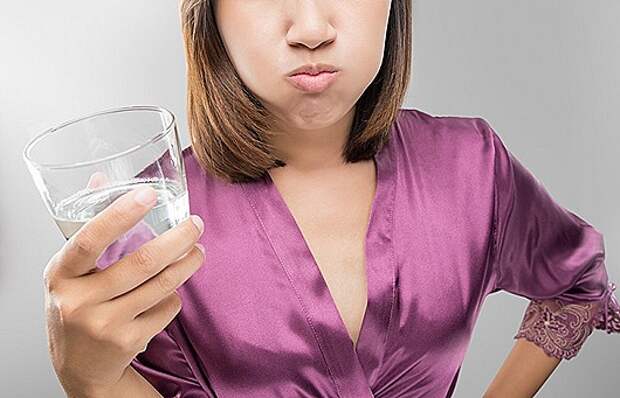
179,0,412,184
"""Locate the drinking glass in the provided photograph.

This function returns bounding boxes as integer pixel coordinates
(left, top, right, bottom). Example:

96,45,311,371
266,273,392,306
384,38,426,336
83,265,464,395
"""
23,105,189,270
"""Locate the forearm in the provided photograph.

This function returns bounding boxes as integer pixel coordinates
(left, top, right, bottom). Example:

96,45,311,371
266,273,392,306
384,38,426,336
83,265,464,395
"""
68,366,163,398
483,337,561,398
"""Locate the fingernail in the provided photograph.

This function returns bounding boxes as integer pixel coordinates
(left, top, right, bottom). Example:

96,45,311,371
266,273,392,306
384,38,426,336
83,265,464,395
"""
190,215,204,233
134,186,157,206
195,243,205,255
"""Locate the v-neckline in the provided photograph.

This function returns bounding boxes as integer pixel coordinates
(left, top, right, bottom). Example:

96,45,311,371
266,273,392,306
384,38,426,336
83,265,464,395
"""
267,158,380,347
239,134,397,393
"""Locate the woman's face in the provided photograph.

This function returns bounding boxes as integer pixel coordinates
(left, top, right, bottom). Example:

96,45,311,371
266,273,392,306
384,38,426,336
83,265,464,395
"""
214,0,392,132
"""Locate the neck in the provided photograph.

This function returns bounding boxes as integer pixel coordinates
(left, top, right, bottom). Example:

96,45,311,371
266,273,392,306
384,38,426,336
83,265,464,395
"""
269,107,355,174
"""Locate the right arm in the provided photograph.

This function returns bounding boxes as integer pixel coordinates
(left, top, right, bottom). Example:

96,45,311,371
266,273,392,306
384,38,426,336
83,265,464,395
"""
43,179,205,397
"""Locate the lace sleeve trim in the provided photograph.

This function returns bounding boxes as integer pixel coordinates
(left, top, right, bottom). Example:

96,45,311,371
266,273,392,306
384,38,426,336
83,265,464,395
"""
513,282,620,360
513,298,595,360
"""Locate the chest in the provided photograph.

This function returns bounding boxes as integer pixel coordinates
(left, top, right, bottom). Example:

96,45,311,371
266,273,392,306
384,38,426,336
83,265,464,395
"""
177,145,496,396
268,163,376,347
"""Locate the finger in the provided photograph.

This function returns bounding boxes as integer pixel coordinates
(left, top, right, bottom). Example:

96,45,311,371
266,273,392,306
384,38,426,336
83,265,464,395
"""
87,171,111,189
131,291,183,351
111,244,204,319
81,215,204,302
56,185,159,278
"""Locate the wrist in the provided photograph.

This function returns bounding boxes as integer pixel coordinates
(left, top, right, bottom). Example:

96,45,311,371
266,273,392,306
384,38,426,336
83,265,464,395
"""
91,366,163,398
62,367,139,398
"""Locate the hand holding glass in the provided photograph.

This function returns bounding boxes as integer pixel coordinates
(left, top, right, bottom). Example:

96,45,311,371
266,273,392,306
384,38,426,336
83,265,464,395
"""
23,105,191,268
23,105,205,396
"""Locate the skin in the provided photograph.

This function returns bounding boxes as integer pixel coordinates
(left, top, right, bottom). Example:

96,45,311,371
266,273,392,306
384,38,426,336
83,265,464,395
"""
484,338,562,397
46,2,393,396
216,1,564,393
214,0,392,348
44,173,204,398
46,1,559,396
214,0,392,171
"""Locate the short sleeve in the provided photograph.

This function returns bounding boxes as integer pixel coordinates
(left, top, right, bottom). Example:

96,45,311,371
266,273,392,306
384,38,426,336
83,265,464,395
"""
483,118,620,360
130,325,208,397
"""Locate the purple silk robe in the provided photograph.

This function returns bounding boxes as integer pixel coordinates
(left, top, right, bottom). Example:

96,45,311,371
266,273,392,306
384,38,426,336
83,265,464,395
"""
101,108,619,397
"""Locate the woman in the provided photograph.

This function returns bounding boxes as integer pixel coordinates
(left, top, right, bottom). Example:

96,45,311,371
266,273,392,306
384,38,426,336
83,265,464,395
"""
44,1,619,397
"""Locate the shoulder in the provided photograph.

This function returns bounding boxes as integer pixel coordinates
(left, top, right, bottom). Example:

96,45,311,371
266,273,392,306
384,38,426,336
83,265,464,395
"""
393,107,494,146
182,145,200,175
181,145,222,189
391,107,497,174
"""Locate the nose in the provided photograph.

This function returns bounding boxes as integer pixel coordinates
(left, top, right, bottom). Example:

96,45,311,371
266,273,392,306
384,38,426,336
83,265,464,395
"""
285,1,337,51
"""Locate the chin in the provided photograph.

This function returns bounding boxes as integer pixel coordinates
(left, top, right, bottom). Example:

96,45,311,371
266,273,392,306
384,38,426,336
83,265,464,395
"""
290,103,348,125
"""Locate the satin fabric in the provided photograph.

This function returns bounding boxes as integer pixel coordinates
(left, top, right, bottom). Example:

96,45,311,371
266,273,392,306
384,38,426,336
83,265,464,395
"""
102,108,617,397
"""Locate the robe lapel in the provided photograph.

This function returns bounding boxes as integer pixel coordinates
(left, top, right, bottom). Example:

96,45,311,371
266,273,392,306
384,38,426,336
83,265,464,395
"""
239,135,397,396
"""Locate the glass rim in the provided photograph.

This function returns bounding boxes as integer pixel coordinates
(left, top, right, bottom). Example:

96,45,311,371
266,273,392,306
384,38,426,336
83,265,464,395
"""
22,104,177,170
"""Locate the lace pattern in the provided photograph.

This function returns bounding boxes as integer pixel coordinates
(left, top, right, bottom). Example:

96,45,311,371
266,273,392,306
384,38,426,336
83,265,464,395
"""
513,281,620,360
513,298,595,360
